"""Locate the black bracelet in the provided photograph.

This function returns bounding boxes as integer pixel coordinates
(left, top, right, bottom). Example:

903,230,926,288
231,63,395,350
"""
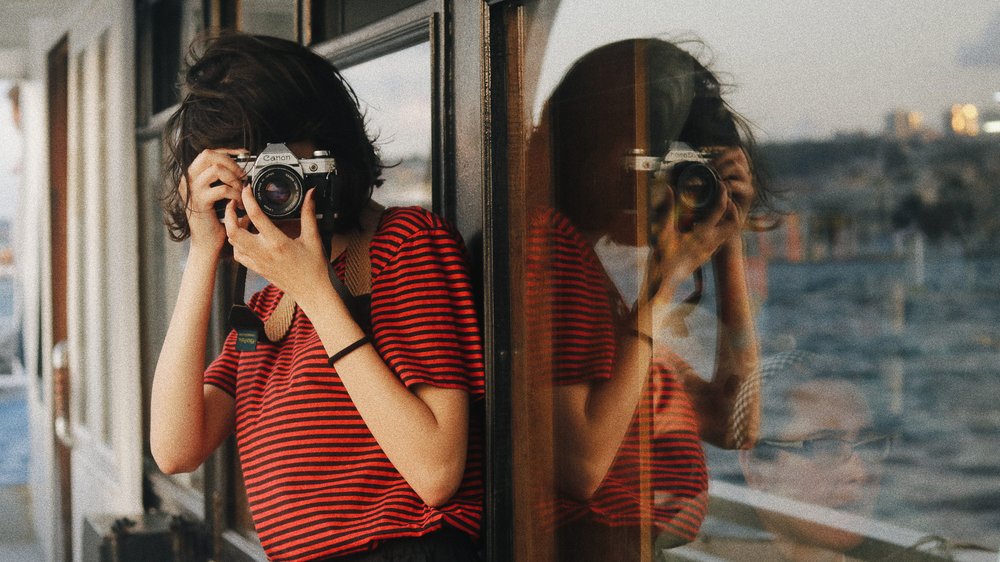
328,335,371,365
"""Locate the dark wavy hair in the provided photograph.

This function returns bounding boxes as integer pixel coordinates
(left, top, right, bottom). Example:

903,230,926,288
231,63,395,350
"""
540,38,778,236
161,32,382,240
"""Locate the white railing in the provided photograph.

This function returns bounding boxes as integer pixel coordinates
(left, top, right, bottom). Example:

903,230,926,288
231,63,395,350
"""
662,480,997,562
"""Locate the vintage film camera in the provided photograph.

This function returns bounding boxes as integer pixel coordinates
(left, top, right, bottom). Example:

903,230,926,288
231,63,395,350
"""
214,142,344,223
625,142,721,231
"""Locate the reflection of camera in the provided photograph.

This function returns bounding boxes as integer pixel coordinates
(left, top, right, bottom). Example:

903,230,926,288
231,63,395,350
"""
625,142,721,231
214,143,344,222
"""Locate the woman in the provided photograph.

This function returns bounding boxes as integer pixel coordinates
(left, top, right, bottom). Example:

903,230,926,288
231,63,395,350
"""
149,33,484,561
525,38,771,559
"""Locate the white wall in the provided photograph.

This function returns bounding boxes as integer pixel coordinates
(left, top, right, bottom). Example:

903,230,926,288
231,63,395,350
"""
21,1,142,560
22,16,58,560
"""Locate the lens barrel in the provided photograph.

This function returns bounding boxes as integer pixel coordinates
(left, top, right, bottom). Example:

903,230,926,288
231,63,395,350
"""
672,162,720,229
252,166,303,218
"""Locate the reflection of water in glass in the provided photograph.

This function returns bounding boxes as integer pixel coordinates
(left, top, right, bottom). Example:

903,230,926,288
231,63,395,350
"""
0,388,29,485
0,278,12,317
702,254,1000,550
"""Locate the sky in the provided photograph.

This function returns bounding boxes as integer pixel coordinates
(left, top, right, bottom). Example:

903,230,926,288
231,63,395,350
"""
330,1,1000,156
532,0,1000,142
1,2,998,207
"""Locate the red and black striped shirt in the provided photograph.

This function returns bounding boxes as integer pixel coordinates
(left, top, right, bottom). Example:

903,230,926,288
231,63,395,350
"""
528,208,708,543
204,206,485,561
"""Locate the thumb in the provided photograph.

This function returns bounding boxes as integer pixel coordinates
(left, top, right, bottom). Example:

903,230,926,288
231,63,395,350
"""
299,188,321,242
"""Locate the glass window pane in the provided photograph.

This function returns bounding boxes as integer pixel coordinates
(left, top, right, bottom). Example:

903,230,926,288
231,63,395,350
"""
241,0,297,40
149,0,184,114
508,2,1000,561
310,0,422,42
340,42,432,209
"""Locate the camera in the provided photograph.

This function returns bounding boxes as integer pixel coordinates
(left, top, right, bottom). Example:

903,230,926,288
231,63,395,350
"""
625,142,721,231
214,142,344,223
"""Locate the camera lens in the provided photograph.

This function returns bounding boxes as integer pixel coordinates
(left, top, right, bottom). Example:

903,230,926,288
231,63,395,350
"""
674,163,720,213
668,162,721,232
252,166,303,218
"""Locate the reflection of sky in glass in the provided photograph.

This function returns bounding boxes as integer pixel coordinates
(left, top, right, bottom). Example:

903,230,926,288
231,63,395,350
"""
341,43,432,209
534,0,1000,141
342,43,432,159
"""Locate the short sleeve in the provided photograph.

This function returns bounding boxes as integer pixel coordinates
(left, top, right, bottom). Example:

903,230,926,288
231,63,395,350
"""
370,225,485,397
204,329,238,397
526,209,615,386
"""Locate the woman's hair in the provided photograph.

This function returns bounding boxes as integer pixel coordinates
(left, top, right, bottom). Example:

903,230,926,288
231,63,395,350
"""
161,32,382,240
539,38,777,235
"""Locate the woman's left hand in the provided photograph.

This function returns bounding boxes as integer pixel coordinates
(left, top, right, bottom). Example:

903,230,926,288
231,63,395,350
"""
709,146,754,234
223,186,331,303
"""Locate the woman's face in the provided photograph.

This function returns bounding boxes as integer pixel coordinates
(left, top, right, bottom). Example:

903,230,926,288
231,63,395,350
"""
743,380,887,551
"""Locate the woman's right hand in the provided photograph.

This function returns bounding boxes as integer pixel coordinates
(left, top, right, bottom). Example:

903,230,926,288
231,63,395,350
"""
179,148,248,254
640,185,740,306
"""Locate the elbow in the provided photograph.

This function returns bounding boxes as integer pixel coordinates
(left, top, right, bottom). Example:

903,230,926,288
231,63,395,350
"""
556,457,608,502
155,459,193,476
150,435,202,475
418,484,459,509
732,420,761,450
412,462,464,508
559,469,603,502
707,414,760,450
152,451,197,475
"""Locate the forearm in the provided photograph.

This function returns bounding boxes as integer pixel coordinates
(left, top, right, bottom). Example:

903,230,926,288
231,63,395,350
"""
298,287,468,507
701,240,760,448
554,332,653,499
150,247,220,471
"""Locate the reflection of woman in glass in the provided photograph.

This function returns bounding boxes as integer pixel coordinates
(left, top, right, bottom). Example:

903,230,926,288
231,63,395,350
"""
738,351,894,562
525,38,770,560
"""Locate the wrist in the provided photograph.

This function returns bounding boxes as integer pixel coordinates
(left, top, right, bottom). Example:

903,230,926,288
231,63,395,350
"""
186,243,222,267
713,238,745,264
295,282,348,321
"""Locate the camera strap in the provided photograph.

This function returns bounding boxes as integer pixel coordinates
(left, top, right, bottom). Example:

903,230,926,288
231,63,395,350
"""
230,265,269,351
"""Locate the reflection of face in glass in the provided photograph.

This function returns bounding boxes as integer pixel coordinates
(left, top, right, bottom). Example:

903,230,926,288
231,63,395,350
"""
742,380,889,553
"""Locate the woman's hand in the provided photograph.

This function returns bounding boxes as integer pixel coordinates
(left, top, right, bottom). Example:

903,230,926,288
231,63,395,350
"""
223,186,331,304
641,146,754,305
180,148,248,254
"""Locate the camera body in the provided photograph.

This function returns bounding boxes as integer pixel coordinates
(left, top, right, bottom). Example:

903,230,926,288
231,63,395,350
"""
214,143,344,224
625,142,721,231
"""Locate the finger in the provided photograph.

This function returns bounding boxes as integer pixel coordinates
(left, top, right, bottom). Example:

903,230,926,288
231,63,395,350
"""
192,164,244,203
189,149,249,185
224,199,254,248
231,245,255,271
299,188,320,242
178,176,190,204
241,185,283,238
209,147,250,157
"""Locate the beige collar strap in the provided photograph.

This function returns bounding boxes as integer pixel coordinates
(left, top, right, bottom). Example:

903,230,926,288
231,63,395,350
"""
263,291,297,342
344,201,383,297
262,202,384,342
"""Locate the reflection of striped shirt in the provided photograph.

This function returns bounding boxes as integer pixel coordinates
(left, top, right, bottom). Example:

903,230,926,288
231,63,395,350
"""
204,207,485,561
529,208,708,543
